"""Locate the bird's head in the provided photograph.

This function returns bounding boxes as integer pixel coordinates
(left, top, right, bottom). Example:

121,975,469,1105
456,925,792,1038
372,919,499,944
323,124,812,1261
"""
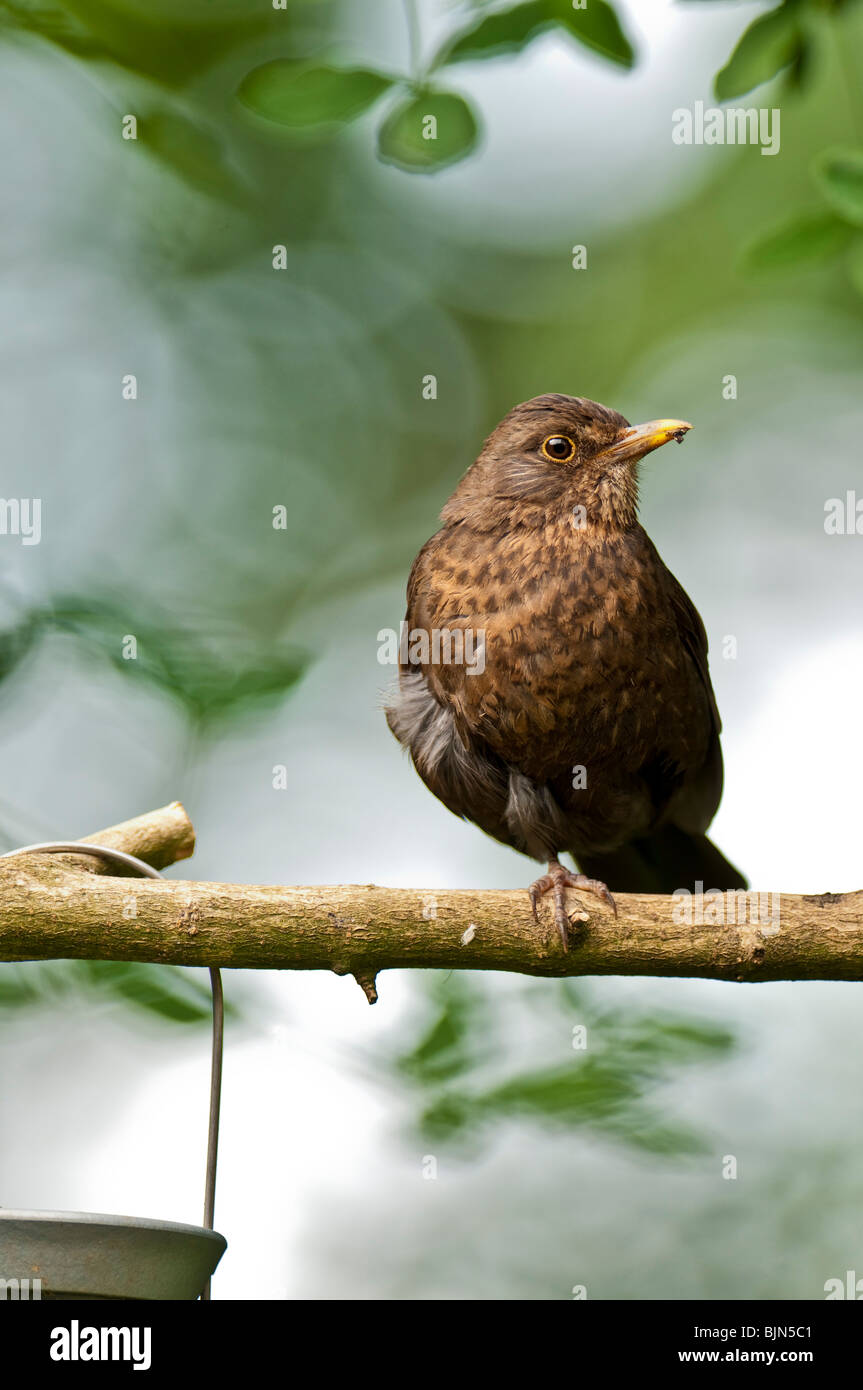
442,393,691,532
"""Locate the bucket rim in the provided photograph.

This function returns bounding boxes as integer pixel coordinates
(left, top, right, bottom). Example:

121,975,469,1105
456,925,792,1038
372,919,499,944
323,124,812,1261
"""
0,1208,227,1243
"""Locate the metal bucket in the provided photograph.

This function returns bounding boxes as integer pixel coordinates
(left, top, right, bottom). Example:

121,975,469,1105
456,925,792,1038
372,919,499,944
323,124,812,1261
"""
0,1210,226,1300
0,842,227,1301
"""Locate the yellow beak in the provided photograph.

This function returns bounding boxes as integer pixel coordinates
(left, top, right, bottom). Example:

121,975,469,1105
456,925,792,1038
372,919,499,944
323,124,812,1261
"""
596,418,693,465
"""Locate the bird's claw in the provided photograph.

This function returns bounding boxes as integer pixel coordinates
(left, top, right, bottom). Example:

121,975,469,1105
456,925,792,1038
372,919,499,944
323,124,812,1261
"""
529,864,617,950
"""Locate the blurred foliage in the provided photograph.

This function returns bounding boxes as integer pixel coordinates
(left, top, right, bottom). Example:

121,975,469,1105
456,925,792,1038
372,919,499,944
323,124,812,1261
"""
0,958,230,1027
0,594,308,732
234,0,635,173
814,145,863,222
381,974,737,1157
137,108,248,202
237,61,395,132
711,0,810,100
0,0,638,176
0,0,277,84
683,0,863,292
683,0,861,101
741,208,852,269
743,149,863,285
434,0,634,68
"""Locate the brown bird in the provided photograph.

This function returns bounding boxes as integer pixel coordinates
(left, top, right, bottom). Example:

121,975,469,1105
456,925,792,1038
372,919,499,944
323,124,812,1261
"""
386,393,746,947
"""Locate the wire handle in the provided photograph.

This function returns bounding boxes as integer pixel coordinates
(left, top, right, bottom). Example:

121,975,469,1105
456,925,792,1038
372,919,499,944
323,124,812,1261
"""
0,840,224,1299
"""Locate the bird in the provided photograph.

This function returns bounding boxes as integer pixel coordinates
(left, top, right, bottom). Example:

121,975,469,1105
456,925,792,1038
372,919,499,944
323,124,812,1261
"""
385,392,746,948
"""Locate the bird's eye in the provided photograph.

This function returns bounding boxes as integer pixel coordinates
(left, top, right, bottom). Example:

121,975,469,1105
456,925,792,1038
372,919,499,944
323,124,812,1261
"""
541,434,575,462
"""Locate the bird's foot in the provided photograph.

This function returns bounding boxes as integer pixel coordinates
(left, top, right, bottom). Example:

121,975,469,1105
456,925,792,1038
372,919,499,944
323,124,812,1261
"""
529,860,617,950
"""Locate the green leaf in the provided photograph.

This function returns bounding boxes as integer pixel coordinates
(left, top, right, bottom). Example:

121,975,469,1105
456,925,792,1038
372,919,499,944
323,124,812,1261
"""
438,0,634,69
418,1093,472,1142
439,0,549,63
237,60,393,130
1,0,275,86
549,0,634,69
0,0,107,59
0,963,48,1008
387,973,741,1157
0,610,42,687
396,977,489,1085
36,596,310,729
485,1060,640,1123
139,110,243,202
715,3,803,101
600,1116,708,1156
377,90,479,173
613,1017,736,1066
846,237,863,296
79,961,216,1024
418,1055,707,1155
740,211,852,272
814,147,863,227
0,960,233,1027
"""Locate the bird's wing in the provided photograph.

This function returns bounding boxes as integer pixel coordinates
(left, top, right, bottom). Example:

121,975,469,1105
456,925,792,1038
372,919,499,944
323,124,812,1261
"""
388,529,525,848
404,532,437,638
401,525,489,746
655,551,724,832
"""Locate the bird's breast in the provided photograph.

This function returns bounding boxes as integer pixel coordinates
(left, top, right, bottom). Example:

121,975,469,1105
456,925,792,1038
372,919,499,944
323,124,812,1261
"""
419,518,710,782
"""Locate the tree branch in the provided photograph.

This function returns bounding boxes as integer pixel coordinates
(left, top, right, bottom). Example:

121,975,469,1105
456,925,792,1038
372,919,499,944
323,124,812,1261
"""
0,805,861,999
36,800,196,876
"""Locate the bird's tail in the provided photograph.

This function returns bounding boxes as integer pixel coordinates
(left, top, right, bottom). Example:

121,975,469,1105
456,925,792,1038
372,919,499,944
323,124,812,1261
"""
575,825,747,895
